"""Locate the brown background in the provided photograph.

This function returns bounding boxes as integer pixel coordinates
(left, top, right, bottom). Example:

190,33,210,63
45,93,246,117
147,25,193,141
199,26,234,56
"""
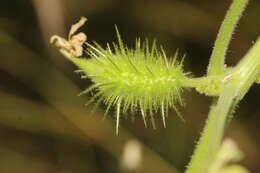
0,0,260,172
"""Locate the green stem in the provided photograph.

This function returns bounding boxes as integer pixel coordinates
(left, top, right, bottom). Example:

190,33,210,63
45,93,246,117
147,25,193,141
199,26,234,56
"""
232,37,260,100
182,77,216,88
185,85,237,173
182,76,222,96
185,38,260,173
207,0,249,76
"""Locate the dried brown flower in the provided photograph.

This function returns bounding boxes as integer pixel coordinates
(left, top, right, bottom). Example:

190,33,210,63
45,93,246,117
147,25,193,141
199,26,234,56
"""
50,17,87,57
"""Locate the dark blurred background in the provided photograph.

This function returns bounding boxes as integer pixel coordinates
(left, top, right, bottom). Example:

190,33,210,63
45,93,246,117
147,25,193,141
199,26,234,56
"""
0,0,260,173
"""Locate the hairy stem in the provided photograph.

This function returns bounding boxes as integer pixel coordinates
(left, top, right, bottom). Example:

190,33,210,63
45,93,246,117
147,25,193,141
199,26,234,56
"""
233,37,260,101
185,85,237,173
182,76,222,96
185,38,260,173
207,0,249,76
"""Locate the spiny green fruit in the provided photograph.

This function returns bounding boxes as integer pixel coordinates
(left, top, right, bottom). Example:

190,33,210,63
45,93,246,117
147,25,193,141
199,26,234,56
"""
69,30,187,134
